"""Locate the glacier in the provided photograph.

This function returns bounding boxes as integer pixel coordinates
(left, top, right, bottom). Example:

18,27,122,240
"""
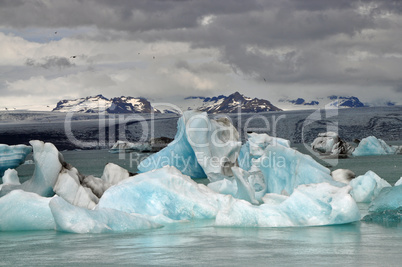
0,144,32,177
352,136,401,156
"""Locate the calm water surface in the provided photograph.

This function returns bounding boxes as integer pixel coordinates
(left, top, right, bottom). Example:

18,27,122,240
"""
1,145,401,266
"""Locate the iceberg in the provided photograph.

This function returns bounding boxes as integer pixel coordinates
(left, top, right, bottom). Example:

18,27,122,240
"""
395,177,402,187
0,144,32,177
311,132,354,155
98,166,222,222
331,169,356,184
349,171,391,203
53,166,99,209
138,111,207,178
49,197,161,234
361,208,402,224
362,185,402,224
352,136,399,156
0,140,62,197
368,185,402,213
1,169,21,186
109,140,152,153
138,111,241,180
212,132,342,202
256,144,340,195
0,190,55,231
54,163,132,209
215,183,360,227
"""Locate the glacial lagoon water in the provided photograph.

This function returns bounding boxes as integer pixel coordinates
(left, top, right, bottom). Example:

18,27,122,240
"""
1,145,401,266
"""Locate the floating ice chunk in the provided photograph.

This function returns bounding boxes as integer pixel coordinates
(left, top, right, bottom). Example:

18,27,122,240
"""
352,136,398,156
49,197,161,233
54,167,99,209
368,185,402,213
331,169,356,184
349,171,391,203
1,169,20,186
215,183,360,227
257,145,340,195
22,140,62,196
0,144,32,177
54,163,132,209
395,177,402,187
138,112,207,178
311,132,354,155
0,140,62,197
101,163,132,185
109,140,152,153
98,166,221,222
361,208,402,224
0,190,55,231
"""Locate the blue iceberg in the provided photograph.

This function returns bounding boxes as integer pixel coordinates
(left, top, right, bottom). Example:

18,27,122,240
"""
362,185,402,224
0,190,55,231
49,197,161,234
0,144,32,177
138,111,241,180
98,166,222,222
368,185,402,213
138,111,207,178
215,183,360,227
352,136,400,156
0,140,62,197
349,171,391,203
211,133,343,203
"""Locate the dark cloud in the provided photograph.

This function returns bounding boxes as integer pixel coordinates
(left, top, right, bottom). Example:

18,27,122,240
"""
175,60,230,74
1,0,402,102
25,56,75,69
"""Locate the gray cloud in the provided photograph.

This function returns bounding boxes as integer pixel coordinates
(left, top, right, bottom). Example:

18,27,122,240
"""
25,56,75,69
1,0,402,104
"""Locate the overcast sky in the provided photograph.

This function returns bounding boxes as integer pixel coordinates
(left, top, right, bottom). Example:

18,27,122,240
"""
1,0,402,109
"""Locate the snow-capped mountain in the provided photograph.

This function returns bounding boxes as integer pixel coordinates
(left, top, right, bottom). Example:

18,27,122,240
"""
327,96,365,108
181,92,281,113
52,92,281,114
53,95,111,113
53,95,162,114
279,96,366,109
107,96,154,113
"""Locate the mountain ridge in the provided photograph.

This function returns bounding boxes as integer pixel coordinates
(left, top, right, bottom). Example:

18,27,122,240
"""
52,92,282,114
